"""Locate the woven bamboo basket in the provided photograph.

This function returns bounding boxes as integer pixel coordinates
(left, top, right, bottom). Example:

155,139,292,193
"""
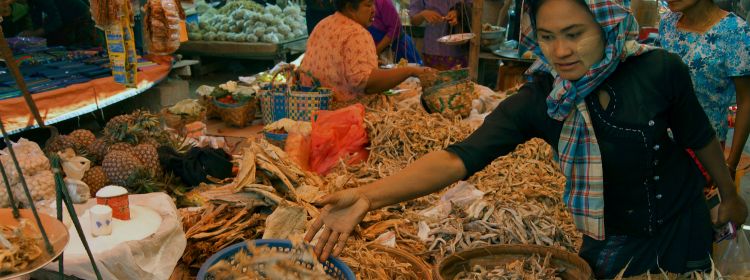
421,80,475,118
201,95,221,120
161,108,206,131
436,244,593,280
367,244,434,280
213,98,256,128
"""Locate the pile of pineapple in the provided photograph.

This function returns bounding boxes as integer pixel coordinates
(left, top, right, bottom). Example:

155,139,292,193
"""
46,110,179,196
0,139,56,207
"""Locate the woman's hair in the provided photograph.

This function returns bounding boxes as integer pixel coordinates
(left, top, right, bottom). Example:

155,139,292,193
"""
528,0,590,27
334,0,363,12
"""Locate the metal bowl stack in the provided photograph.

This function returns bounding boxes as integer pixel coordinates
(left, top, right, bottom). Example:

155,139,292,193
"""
481,25,507,51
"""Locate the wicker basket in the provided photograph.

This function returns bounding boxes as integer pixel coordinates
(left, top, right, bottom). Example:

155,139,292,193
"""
288,87,332,121
421,80,475,118
436,244,593,280
213,98,257,128
260,67,333,124
201,95,221,120
161,108,206,131
367,244,434,280
418,68,470,89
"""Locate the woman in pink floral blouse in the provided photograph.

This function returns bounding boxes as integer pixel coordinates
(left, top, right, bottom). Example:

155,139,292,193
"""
300,0,432,102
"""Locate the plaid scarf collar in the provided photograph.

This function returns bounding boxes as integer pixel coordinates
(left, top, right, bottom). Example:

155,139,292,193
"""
519,0,655,240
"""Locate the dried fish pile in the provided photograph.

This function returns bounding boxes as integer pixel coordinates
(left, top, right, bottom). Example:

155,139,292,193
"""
322,105,580,271
412,140,579,262
206,241,331,280
453,253,562,280
337,239,422,280
0,220,44,275
180,139,327,271
325,107,473,186
179,203,267,269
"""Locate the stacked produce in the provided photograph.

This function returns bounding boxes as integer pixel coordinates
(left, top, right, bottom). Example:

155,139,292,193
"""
0,139,55,207
46,110,187,197
188,0,307,43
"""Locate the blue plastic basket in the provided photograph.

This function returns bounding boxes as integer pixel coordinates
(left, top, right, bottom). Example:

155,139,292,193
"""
260,85,289,125
196,239,355,280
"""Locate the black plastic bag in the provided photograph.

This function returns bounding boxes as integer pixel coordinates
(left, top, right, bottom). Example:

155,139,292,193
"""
158,146,233,187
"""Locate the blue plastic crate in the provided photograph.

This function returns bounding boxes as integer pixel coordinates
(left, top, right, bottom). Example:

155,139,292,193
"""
197,239,355,280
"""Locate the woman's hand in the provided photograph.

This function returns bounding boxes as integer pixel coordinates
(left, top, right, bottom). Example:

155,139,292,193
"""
410,66,436,77
446,10,459,26
420,10,445,24
715,193,748,227
304,188,371,261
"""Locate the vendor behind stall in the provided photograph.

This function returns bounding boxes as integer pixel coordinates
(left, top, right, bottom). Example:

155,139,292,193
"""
16,0,95,46
409,0,471,70
300,0,433,102
368,0,422,64
305,0,748,278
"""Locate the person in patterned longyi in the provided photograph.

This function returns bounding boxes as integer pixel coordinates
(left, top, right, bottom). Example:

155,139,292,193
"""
299,0,433,103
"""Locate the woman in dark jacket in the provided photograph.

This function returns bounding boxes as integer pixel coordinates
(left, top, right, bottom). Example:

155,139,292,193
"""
305,0,748,278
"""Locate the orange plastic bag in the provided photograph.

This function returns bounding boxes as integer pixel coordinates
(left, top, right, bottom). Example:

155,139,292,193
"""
284,132,311,171
309,104,369,174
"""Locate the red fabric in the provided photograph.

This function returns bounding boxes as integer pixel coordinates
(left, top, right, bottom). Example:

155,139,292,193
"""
686,149,711,184
309,104,369,175
0,63,170,132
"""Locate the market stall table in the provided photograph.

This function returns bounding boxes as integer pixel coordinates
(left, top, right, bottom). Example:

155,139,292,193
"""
178,38,307,63
0,63,171,134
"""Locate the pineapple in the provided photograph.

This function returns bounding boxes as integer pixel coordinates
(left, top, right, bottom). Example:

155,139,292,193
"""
82,166,109,196
102,150,144,187
105,113,135,132
45,135,77,153
133,144,161,175
131,110,161,131
69,129,96,150
87,138,110,164
109,142,135,154
105,122,140,144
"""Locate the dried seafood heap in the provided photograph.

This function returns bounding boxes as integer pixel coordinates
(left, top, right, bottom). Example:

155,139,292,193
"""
337,239,422,280
408,140,579,262
0,220,44,275
329,107,473,183
324,105,580,271
180,139,326,270
453,253,562,280
179,203,267,269
206,241,331,280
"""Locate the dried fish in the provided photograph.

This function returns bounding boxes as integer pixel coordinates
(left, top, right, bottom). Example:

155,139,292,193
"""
453,253,562,280
309,103,582,279
180,203,267,268
338,239,422,280
0,220,44,275
206,241,331,280
263,203,307,240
